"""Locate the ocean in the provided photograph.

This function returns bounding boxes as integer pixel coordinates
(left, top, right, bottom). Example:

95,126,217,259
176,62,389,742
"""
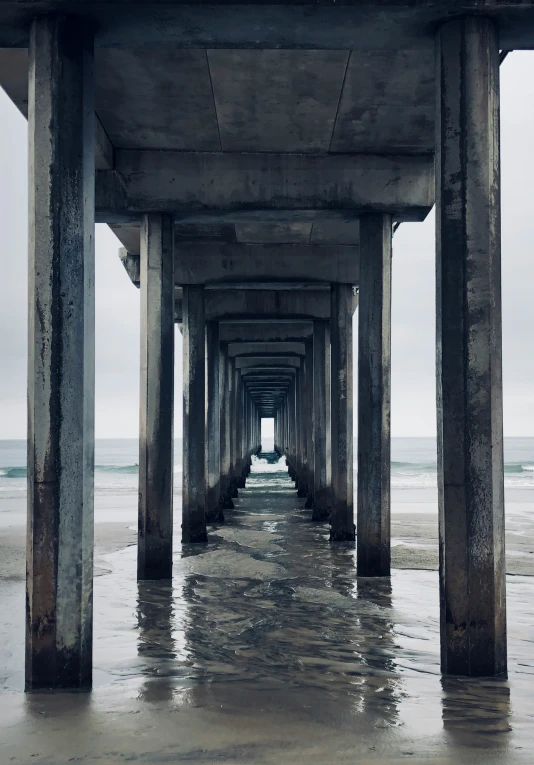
1,438,534,524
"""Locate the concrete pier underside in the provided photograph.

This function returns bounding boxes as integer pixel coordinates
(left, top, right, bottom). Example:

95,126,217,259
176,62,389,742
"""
1,0,525,689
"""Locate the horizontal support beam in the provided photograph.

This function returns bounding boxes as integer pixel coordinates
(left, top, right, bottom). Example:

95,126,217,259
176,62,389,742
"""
228,342,305,357
0,4,530,49
175,244,359,286
98,151,433,220
206,289,337,321
237,359,301,370
221,321,313,343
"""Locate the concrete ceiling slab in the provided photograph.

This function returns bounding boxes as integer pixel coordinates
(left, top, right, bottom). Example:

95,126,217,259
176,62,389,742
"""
95,49,220,150
331,49,435,154
208,49,349,152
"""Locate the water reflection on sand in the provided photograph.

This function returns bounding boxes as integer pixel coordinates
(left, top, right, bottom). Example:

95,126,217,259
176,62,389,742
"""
1,455,533,763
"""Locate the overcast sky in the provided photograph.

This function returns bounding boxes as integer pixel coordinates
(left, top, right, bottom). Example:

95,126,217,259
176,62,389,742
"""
0,52,533,439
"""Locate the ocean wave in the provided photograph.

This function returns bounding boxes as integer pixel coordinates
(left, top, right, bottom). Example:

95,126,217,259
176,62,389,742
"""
504,463,534,474
0,467,26,478
95,464,138,474
251,455,287,473
391,461,436,470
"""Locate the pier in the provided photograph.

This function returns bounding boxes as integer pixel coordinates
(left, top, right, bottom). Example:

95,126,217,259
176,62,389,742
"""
0,1,527,689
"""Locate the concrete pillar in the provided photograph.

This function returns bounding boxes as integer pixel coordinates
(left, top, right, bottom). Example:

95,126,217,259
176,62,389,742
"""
330,284,355,541
27,16,95,690
304,341,315,508
236,377,246,487
436,16,506,676
296,368,307,497
357,214,392,576
138,213,175,580
206,321,223,523
219,344,233,509
229,359,238,497
182,286,207,543
312,320,330,521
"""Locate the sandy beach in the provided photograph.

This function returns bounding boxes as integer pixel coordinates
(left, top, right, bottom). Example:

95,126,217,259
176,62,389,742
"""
1,464,534,764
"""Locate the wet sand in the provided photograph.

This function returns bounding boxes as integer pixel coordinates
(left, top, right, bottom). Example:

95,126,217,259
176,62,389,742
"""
1,460,534,763
0,522,137,581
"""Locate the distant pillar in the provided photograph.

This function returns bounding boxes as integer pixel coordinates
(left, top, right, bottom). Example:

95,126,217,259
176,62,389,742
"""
296,367,307,497
236,376,246,487
230,360,240,495
27,17,95,690
312,320,330,521
182,286,207,543
206,321,223,523
357,214,392,576
330,284,355,541
219,344,233,509
436,16,506,676
304,341,315,508
138,213,175,579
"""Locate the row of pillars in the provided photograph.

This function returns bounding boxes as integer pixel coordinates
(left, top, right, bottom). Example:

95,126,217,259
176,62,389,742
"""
26,13,505,690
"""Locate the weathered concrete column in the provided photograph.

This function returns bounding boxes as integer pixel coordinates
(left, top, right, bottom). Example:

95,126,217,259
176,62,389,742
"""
27,17,95,690
236,377,246,487
330,284,355,541
229,358,239,497
296,368,307,497
182,286,207,543
219,344,233,509
312,320,330,521
357,214,392,576
304,340,315,508
138,213,175,580
436,16,506,676
206,321,223,523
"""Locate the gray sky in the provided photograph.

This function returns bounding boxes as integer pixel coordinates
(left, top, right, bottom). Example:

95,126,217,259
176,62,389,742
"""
1,52,533,439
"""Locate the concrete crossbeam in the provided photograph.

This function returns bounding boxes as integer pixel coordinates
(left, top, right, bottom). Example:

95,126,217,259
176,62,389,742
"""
220,322,312,343
204,289,339,321
174,243,359,285
228,342,305,358
0,3,532,50
97,151,434,220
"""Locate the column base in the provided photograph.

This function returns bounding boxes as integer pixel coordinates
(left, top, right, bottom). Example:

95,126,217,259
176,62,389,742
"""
182,521,208,544
311,507,330,522
221,495,235,510
330,526,356,542
205,506,225,525
304,496,313,509
356,561,391,578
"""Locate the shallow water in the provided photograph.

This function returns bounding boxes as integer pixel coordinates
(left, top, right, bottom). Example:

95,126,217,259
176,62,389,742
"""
1,455,533,763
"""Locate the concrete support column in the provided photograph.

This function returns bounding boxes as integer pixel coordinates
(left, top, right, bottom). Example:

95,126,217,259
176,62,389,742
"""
296,368,306,497
138,213,175,580
357,214,392,576
236,377,246,487
304,341,315,508
219,344,233,509
27,17,95,690
182,286,207,543
436,16,506,676
206,321,223,523
330,284,355,541
229,359,239,497
312,320,330,521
